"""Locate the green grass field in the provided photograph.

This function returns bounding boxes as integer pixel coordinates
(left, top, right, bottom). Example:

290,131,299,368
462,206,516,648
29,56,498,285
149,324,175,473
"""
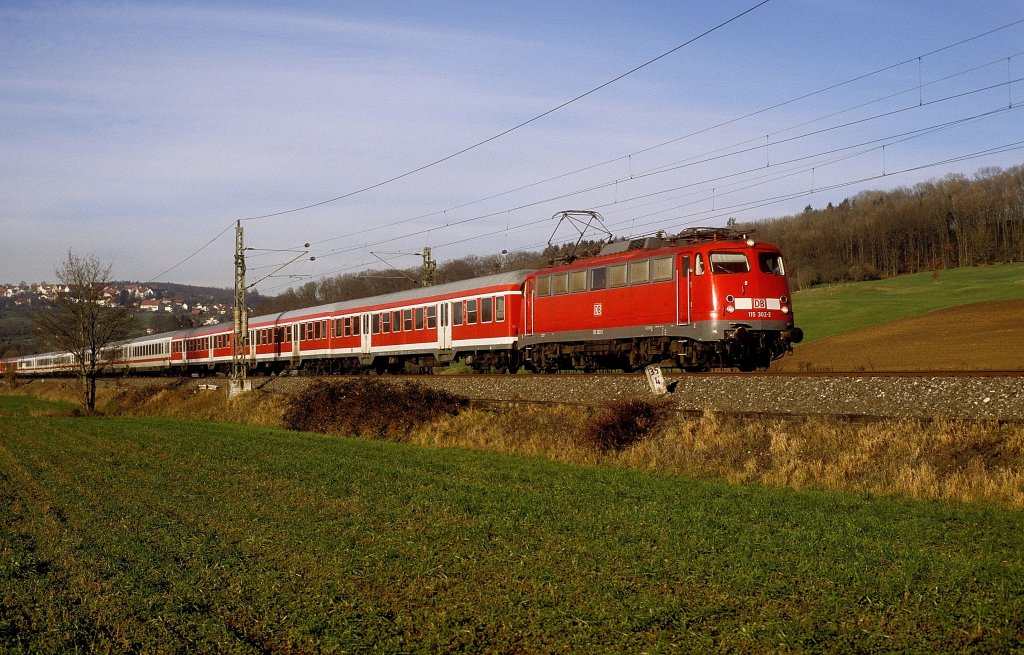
792,262,1024,343
2,416,1022,652
0,395,75,417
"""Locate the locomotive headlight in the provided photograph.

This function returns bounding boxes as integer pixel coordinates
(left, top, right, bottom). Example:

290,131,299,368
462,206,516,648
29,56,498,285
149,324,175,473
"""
781,306,790,314
725,304,735,314
781,296,789,304
726,294,735,303
746,239,755,247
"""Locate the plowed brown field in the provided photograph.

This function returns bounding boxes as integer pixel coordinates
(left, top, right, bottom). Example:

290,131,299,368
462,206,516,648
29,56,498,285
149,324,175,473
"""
776,298,1024,372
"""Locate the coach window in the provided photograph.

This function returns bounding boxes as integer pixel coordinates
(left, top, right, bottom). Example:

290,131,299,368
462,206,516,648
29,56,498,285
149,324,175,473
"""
570,269,587,293
403,309,413,331
413,307,423,330
629,259,650,285
426,305,437,329
694,254,705,276
467,299,478,324
710,252,750,274
590,266,607,290
285,325,293,341
609,263,628,287
452,301,463,326
333,319,342,338
652,256,673,282
353,317,360,336
537,275,551,297
381,312,391,333
372,314,381,334
496,296,506,322
481,297,493,322
393,311,402,332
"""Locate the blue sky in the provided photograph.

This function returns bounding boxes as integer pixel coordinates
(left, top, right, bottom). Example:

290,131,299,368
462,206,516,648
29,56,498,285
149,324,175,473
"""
2,1,1023,289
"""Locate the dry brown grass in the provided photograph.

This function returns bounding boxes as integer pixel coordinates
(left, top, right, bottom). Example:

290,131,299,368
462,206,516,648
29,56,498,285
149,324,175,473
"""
617,412,1024,505
103,383,289,427
412,406,1024,506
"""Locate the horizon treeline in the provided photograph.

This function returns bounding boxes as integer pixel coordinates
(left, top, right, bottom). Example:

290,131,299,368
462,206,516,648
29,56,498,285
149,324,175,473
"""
255,164,1024,313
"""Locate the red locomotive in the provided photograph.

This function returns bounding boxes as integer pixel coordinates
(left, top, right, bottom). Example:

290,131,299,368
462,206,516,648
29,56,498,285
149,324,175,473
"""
5,228,801,376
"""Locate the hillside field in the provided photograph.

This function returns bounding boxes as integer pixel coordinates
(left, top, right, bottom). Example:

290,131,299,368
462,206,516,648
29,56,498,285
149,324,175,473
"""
784,262,1024,371
790,262,1024,343
2,416,1022,652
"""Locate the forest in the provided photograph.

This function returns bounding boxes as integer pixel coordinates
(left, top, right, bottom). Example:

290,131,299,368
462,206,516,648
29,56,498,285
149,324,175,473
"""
746,165,1024,290
254,164,1024,313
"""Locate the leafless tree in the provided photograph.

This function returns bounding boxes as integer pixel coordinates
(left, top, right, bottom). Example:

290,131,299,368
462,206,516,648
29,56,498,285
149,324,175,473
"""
31,252,136,413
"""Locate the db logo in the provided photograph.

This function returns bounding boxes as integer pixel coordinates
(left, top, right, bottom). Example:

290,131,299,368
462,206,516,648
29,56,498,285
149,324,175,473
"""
594,303,603,316
754,298,766,309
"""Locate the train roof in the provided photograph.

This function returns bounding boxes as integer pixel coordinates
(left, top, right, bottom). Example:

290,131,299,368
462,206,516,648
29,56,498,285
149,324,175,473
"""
175,269,535,336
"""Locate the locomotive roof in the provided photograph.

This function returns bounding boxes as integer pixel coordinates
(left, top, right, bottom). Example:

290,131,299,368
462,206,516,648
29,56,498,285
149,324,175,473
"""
175,268,535,336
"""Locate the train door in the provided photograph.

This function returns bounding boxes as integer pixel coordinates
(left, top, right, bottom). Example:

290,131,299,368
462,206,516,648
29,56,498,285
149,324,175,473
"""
437,302,452,351
687,250,714,321
523,279,535,336
360,314,372,357
677,255,691,325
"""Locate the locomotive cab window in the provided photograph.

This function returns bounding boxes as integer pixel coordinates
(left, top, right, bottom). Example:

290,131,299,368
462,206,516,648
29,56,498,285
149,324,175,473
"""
759,252,785,275
710,252,750,274
694,254,705,276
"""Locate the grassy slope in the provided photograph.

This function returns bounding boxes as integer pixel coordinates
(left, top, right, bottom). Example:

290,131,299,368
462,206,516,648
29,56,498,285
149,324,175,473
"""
791,262,1024,344
0,395,75,417
2,416,1022,653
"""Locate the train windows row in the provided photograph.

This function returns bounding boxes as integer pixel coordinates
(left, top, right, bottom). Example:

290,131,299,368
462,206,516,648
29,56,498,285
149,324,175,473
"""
171,295,514,350
131,342,169,358
536,256,675,297
452,296,506,326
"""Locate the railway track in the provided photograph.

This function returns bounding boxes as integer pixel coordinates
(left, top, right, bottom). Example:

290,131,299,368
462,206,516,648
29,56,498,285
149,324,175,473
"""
83,368,1022,421
249,369,1024,422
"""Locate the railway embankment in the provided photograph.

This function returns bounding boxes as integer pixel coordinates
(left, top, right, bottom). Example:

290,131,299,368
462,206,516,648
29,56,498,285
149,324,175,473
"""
260,372,1024,422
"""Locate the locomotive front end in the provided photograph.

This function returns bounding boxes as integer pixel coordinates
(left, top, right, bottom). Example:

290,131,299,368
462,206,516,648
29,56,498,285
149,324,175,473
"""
705,240,802,370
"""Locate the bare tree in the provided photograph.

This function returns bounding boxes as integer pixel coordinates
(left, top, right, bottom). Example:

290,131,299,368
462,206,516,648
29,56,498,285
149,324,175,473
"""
31,252,136,413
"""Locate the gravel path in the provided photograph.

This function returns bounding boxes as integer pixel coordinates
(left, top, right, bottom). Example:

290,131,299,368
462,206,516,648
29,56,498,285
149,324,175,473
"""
258,373,1024,421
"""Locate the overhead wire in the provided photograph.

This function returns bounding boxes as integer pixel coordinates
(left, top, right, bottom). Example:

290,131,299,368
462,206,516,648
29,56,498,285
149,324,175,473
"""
237,0,774,223
305,77,1023,264
153,14,1024,289
143,0,774,282
267,102,1022,292
296,21,1024,254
